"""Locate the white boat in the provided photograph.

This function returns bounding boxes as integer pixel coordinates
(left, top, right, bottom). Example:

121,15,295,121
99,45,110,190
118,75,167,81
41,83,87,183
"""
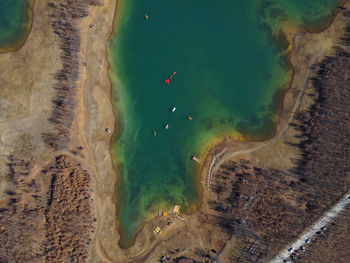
172,107,176,112
165,124,169,130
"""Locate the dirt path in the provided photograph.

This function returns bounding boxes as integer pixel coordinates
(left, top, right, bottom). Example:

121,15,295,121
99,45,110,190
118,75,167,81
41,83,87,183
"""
95,216,207,263
269,193,350,263
209,57,316,183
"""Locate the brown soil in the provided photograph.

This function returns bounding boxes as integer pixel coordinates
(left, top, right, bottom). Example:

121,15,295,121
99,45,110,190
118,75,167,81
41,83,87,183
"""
0,156,45,263
1,0,350,263
205,8,350,263
0,153,95,263
44,155,95,262
0,0,107,262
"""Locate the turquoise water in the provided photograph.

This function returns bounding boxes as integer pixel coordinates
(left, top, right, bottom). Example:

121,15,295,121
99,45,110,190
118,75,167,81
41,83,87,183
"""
109,0,341,247
0,0,32,51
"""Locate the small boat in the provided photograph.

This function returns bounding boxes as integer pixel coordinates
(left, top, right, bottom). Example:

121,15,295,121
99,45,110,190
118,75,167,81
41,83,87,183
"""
172,107,176,112
153,130,157,136
145,14,149,19
169,71,176,79
164,71,177,85
165,124,169,130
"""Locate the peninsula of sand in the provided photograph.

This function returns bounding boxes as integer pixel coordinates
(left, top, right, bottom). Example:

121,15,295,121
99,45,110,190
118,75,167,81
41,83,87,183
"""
1,0,350,262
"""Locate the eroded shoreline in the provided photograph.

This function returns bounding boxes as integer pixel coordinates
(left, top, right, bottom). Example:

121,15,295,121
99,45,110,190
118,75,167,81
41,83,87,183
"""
0,0,349,262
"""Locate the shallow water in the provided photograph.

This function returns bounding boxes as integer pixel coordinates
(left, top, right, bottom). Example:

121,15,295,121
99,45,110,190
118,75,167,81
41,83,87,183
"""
109,0,341,247
0,0,32,51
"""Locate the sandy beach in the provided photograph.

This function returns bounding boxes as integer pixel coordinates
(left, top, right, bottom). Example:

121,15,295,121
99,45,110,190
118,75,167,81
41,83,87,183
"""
0,0,349,262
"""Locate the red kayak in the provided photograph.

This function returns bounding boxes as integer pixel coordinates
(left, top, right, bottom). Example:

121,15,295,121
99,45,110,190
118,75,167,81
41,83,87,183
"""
164,71,176,85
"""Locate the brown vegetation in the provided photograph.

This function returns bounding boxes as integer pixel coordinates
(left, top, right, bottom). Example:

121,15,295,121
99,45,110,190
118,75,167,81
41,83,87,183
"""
209,161,311,262
0,156,45,263
43,0,102,150
207,11,350,263
297,207,350,263
0,154,95,263
2,1,350,262
43,155,95,262
1,1,102,262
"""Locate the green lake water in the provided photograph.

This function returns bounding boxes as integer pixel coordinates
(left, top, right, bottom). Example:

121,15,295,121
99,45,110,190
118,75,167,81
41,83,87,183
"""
0,0,32,51
109,0,341,247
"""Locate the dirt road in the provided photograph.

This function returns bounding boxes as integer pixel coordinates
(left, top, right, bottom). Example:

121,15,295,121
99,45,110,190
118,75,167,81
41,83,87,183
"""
209,57,316,186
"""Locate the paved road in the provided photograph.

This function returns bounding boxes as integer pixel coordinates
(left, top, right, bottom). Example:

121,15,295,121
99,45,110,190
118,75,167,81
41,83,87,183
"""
269,193,350,263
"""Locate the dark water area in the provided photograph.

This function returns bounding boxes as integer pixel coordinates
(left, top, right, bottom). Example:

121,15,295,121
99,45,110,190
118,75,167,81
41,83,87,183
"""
109,0,341,247
0,0,32,51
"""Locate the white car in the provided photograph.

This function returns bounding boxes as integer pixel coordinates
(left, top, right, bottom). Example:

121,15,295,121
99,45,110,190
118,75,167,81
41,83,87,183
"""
287,247,294,253
305,238,311,244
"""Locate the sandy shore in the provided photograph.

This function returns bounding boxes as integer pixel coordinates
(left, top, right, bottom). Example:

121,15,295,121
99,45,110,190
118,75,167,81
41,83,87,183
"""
68,0,118,262
90,2,349,263
0,0,349,262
